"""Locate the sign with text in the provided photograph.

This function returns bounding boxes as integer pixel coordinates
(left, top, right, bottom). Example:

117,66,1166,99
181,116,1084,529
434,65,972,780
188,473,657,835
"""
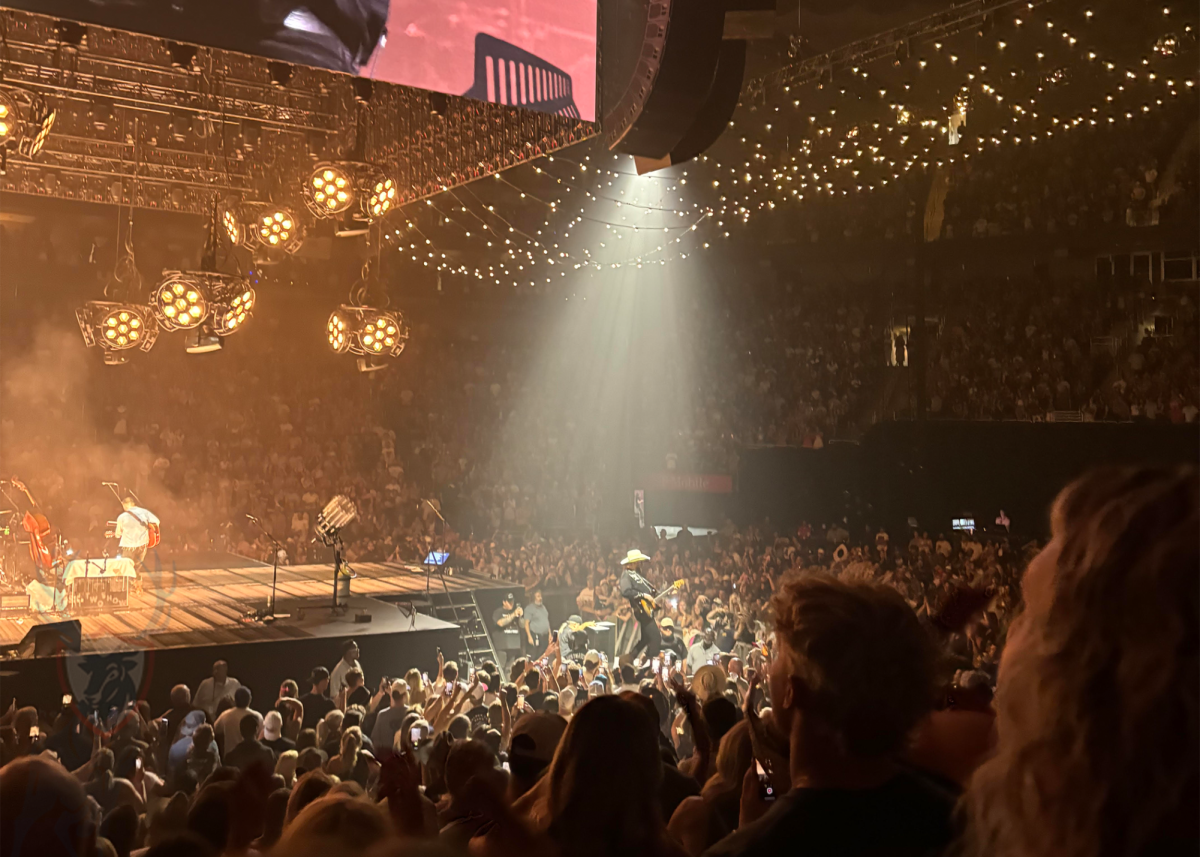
4,1,598,121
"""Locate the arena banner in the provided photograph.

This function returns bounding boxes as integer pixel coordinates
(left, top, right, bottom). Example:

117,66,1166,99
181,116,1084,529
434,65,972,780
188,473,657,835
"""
645,473,734,494
2,0,598,122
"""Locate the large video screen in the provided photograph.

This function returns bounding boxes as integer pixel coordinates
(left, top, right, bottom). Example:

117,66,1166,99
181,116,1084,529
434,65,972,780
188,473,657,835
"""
2,1,598,122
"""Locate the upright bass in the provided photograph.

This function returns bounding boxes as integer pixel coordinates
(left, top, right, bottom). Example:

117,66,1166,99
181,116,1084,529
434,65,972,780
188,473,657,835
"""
10,477,55,577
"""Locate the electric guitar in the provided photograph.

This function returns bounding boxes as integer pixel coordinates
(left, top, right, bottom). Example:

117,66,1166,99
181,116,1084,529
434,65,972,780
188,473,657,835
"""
639,579,686,614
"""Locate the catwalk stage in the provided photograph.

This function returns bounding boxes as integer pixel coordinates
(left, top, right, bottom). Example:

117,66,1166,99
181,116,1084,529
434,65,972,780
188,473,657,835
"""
0,556,519,713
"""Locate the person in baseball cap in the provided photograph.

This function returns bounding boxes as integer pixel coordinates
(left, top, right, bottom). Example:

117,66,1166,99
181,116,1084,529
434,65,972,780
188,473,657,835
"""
659,617,687,662
261,710,295,756
508,712,568,798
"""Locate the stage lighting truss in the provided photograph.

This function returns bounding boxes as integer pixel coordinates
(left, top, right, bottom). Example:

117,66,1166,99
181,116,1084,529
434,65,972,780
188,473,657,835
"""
151,271,254,336
219,201,304,255
326,305,409,360
0,86,56,160
76,302,159,363
304,162,396,222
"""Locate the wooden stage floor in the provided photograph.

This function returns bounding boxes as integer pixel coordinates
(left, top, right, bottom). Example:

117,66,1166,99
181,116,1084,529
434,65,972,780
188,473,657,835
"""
0,560,511,654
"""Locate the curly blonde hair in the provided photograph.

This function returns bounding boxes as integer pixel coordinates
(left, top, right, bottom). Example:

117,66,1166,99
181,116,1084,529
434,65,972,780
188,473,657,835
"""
962,466,1199,857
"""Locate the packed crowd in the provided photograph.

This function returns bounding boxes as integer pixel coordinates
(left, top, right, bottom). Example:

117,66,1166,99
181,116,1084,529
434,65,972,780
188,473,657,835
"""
3,466,1196,857
922,275,1200,421
465,518,1026,681
939,116,1192,239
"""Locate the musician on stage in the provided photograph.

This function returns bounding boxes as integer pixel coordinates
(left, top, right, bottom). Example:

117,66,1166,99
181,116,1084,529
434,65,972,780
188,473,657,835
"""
112,496,160,568
618,548,662,658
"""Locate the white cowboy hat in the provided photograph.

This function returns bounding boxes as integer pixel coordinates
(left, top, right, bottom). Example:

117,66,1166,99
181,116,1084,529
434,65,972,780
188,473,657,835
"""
620,548,652,565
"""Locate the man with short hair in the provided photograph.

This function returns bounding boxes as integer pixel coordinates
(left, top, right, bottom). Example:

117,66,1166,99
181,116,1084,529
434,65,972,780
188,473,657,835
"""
300,667,335,731
522,589,551,654
194,660,240,721
213,686,259,755
522,669,546,712
344,667,372,709
224,712,274,772
686,627,722,676
703,576,953,857
112,495,159,569
329,640,361,698
159,683,196,747
369,680,411,753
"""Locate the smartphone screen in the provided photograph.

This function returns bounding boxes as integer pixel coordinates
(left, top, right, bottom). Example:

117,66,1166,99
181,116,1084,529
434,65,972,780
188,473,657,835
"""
135,757,143,771
62,694,72,705
410,727,422,743
444,683,453,696
651,657,660,672
28,726,38,739
756,760,776,802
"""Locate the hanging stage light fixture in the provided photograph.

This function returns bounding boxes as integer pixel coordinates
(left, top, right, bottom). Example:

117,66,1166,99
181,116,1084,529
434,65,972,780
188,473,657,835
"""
219,200,304,257
151,271,255,347
213,283,256,335
252,206,302,253
151,273,210,331
76,302,159,365
325,305,409,371
0,85,56,171
305,163,356,217
219,202,246,247
303,161,397,232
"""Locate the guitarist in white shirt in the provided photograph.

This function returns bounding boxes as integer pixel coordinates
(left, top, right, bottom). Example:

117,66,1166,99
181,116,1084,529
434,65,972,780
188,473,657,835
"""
112,496,160,568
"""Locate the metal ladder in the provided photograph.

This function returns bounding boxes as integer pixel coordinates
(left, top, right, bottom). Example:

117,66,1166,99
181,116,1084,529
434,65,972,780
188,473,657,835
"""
429,590,498,669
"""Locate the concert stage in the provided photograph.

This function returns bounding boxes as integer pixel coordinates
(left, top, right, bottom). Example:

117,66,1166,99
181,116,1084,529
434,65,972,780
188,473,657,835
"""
0,558,519,713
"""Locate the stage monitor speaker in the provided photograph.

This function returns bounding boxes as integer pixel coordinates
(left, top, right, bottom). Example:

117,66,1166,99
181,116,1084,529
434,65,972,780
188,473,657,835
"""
586,621,616,662
17,619,82,658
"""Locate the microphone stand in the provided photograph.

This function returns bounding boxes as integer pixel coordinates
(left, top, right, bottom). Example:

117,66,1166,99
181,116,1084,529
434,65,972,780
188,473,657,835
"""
245,514,286,622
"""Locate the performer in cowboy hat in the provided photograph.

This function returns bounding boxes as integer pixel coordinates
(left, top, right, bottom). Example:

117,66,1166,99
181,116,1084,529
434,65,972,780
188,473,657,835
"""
618,548,662,659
